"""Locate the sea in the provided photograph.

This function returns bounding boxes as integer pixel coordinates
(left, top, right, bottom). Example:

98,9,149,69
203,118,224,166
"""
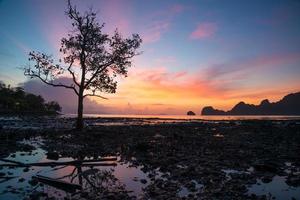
64,114,300,121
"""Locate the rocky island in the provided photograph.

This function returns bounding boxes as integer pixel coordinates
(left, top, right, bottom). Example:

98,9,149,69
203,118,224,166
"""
202,92,300,115
187,111,196,115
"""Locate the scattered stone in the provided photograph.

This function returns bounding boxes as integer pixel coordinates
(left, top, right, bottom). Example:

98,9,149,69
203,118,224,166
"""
28,179,38,186
23,167,30,172
18,178,25,182
46,152,59,160
262,176,273,183
253,163,278,173
286,175,300,187
140,179,147,184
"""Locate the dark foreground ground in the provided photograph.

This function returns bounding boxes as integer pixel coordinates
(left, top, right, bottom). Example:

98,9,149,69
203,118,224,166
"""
0,118,300,199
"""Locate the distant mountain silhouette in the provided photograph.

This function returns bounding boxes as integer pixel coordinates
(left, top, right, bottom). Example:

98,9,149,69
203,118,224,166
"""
201,92,300,115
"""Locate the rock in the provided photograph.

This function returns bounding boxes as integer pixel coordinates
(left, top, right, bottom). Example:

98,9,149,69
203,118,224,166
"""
201,106,226,115
253,162,278,173
46,152,59,160
286,175,300,187
261,176,273,183
201,92,300,115
23,167,30,172
140,179,148,184
187,111,196,116
134,142,150,152
18,178,25,182
28,179,38,186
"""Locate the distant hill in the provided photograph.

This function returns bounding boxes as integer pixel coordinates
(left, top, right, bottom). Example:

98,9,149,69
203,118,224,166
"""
201,92,300,115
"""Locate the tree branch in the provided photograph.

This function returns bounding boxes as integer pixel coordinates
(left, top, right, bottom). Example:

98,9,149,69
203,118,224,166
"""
84,60,114,88
67,60,80,87
25,72,79,96
0,157,117,167
83,93,108,99
85,53,138,89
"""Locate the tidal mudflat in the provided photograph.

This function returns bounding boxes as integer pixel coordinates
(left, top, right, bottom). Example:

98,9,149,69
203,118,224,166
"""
0,118,300,199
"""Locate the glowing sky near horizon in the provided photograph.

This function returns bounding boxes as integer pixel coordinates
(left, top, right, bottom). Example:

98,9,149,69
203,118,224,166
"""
0,0,300,114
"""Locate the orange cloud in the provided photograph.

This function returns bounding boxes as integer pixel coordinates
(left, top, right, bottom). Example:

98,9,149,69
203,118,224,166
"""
91,66,239,114
91,50,300,114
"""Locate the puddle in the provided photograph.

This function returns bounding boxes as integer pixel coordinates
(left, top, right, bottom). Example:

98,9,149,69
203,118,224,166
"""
178,180,203,198
222,169,247,180
247,176,300,199
0,139,153,199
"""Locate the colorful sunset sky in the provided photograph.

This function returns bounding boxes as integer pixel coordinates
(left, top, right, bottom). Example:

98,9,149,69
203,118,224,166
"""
0,0,300,114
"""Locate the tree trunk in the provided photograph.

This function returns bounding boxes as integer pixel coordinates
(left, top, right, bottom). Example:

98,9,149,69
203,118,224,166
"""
76,92,84,130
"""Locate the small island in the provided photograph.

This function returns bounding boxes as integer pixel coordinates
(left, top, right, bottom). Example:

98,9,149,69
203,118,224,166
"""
187,111,196,115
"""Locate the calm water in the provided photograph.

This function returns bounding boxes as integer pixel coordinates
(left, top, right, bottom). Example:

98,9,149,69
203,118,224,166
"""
64,114,300,121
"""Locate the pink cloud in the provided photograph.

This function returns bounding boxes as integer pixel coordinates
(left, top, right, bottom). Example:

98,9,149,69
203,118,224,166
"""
190,22,217,40
99,0,132,35
126,66,229,98
170,4,185,14
35,0,133,53
141,4,185,44
202,52,300,80
142,21,170,43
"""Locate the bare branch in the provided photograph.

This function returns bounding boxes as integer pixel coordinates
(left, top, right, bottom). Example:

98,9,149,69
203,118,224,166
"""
67,59,80,87
24,72,79,95
83,93,108,99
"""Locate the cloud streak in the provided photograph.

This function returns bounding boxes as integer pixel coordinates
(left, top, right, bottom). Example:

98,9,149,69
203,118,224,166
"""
141,3,186,43
142,21,170,43
202,52,300,80
190,22,217,40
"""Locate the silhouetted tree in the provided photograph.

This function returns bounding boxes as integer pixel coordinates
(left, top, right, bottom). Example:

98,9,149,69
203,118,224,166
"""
45,101,62,113
24,0,142,130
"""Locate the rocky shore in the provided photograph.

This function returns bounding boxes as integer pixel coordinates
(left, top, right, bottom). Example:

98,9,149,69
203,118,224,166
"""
0,118,300,199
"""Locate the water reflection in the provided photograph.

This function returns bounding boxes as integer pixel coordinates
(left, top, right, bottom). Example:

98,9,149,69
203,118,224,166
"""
248,176,300,199
0,146,151,199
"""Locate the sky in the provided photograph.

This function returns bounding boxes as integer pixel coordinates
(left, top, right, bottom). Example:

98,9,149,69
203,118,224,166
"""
0,0,300,114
